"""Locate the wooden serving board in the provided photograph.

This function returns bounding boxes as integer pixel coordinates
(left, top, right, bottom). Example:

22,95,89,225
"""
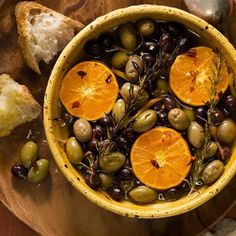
0,1,236,235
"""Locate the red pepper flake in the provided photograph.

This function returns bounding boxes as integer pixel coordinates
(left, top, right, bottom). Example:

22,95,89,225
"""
105,74,112,84
150,160,160,169
77,70,87,78
71,101,80,109
190,86,194,92
190,70,198,77
187,49,197,58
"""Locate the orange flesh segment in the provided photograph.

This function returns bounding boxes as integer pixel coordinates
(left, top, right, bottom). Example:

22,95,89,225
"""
169,46,229,106
131,127,192,190
59,61,119,120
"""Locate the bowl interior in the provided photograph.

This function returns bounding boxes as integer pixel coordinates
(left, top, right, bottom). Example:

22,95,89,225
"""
44,5,236,218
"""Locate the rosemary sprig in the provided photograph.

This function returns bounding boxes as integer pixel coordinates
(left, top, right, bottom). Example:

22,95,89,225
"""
188,51,223,193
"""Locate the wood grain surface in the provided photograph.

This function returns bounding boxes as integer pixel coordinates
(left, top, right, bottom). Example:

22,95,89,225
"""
0,1,236,236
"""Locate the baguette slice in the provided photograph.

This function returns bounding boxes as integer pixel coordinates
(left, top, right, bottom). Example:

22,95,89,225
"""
0,74,41,137
15,1,83,74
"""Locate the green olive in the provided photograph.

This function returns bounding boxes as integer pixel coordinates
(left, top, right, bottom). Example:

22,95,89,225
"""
129,186,157,204
202,160,224,184
137,19,155,36
119,23,137,51
112,99,126,123
20,141,38,168
125,55,143,81
66,137,83,164
111,51,129,69
133,109,157,132
187,122,205,148
217,119,236,144
183,107,195,122
99,173,113,188
168,108,189,130
156,78,169,90
73,118,92,142
27,159,49,183
99,152,126,173
120,82,149,107
205,141,218,159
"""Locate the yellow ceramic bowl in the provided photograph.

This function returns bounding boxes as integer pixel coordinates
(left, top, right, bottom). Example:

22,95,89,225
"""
44,5,236,218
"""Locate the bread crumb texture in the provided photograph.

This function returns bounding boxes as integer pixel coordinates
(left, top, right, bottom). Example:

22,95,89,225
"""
0,74,41,137
15,1,81,74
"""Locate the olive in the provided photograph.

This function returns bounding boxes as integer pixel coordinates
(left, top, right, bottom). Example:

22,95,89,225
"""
111,51,129,69
99,152,126,173
133,109,157,132
187,122,205,148
216,145,231,161
168,108,189,130
202,160,224,184
73,118,92,142
144,79,156,92
168,22,185,36
93,125,106,139
112,99,126,123
125,55,143,81
120,82,149,107
118,166,133,180
205,141,218,159
142,41,158,53
85,40,104,57
217,119,236,144
99,173,113,188
137,19,155,36
141,53,155,68
162,95,176,112
88,139,98,152
99,115,112,127
84,171,101,189
195,107,208,125
108,185,123,200
20,141,38,168
122,124,136,142
98,34,113,49
211,108,224,124
129,186,157,204
223,95,236,118
117,136,130,153
159,33,172,48
11,164,27,180
118,23,137,51
61,113,74,126
66,137,83,165
27,159,49,183
156,78,169,90
183,107,195,122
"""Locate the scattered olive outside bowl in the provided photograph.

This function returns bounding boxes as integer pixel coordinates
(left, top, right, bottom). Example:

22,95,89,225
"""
44,5,236,218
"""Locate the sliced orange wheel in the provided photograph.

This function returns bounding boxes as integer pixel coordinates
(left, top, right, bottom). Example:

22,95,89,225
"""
170,46,229,106
59,61,119,120
131,127,192,190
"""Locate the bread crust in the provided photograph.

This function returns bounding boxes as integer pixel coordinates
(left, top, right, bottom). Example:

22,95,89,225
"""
15,1,83,74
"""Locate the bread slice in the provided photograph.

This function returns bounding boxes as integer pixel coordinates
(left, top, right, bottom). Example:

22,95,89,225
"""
15,1,83,74
0,74,41,137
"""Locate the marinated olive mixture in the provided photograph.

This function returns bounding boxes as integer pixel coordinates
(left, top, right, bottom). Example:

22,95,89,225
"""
59,20,236,204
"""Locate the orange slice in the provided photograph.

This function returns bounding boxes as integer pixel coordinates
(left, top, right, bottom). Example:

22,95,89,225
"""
59,61,119,120
169,46,229,106
131,127,192,190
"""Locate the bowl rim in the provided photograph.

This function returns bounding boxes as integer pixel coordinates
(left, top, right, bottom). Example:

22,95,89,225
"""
44,4,236,218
